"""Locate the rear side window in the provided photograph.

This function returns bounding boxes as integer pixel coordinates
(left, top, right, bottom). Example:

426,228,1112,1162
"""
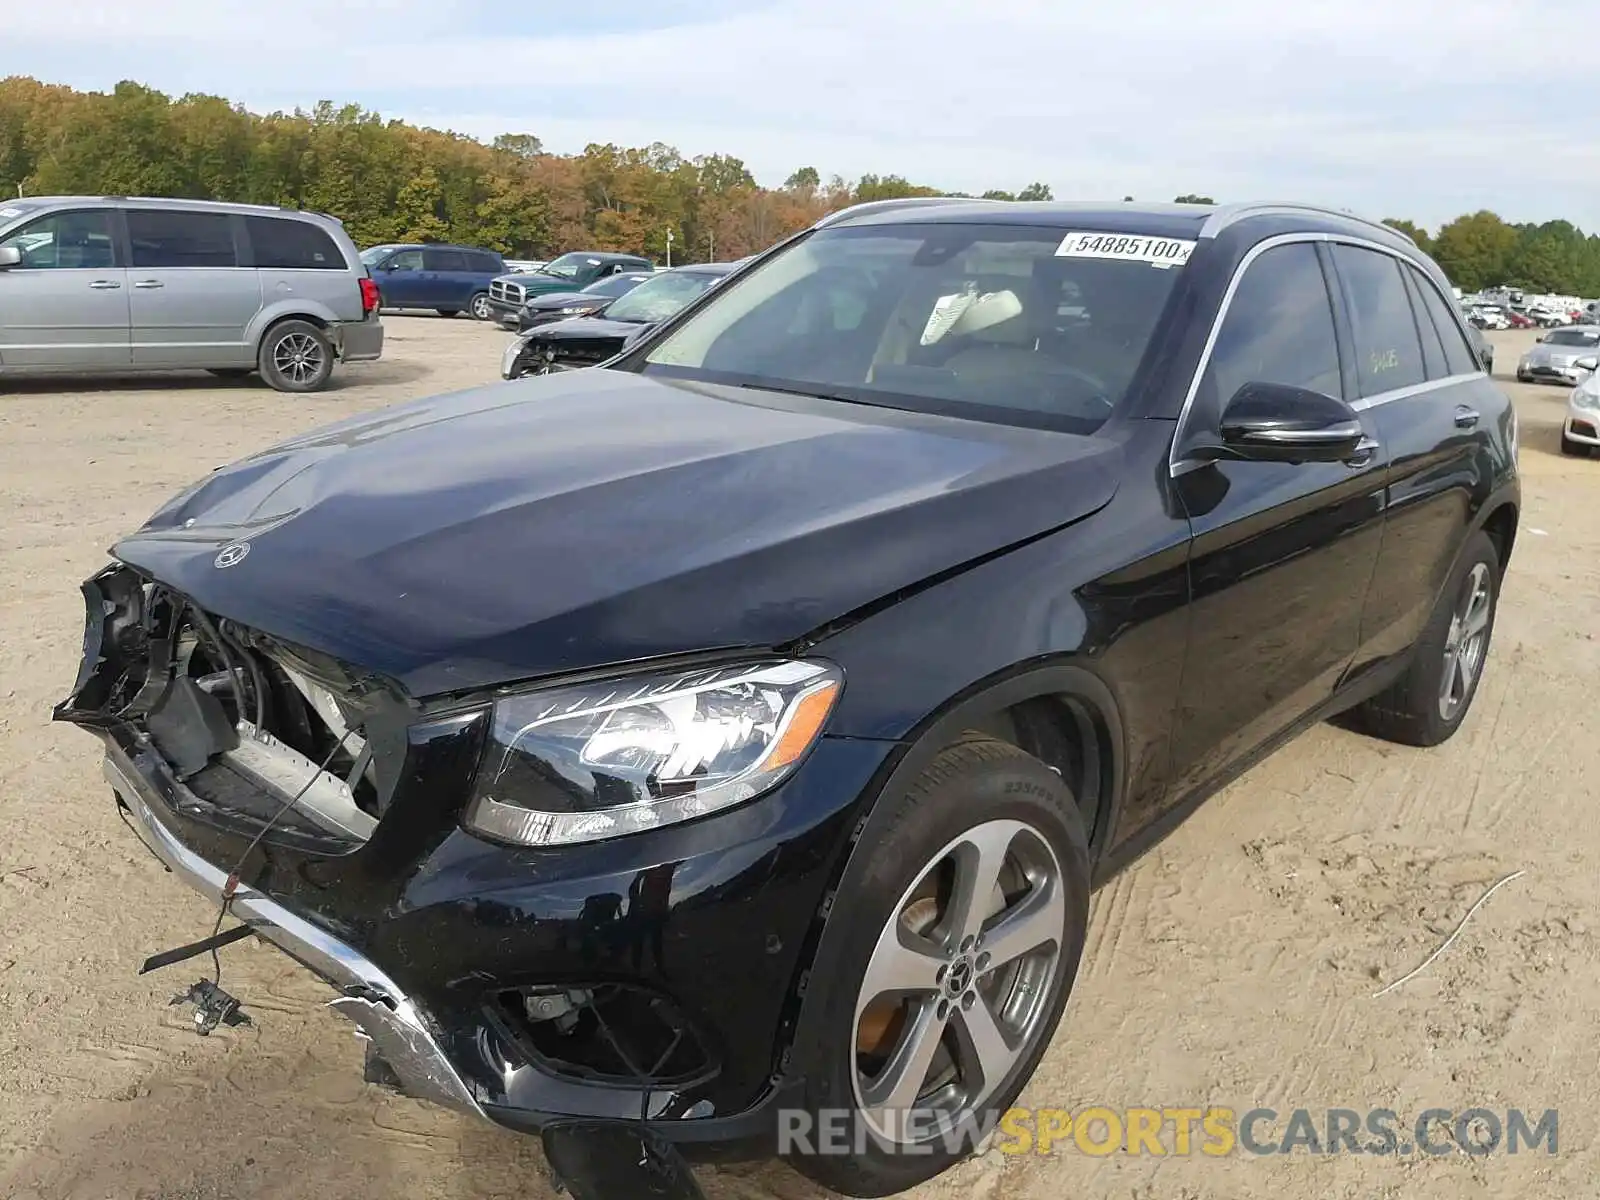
1407,265,1483,376
424,248,468,272
126,210,237,268
1402,269,1449,380
467,251,501,273
1203,242,1342,405
245,216,345,270
1331,245,1425,396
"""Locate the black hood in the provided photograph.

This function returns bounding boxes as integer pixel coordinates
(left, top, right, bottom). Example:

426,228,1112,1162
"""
114,370,1121,697
523,290,601,310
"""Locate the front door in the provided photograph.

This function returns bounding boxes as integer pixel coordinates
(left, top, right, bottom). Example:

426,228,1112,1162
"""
1167,240,1389,801
376,248,427,308
0,209,129,369
124,208,262,368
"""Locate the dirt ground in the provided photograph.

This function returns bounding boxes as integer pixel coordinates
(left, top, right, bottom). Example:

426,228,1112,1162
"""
1,321,1596,1200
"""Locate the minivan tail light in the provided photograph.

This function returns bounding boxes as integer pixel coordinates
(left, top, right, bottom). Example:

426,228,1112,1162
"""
359,277,379,314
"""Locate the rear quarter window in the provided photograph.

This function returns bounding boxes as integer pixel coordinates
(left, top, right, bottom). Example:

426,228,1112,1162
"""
244,216,346,270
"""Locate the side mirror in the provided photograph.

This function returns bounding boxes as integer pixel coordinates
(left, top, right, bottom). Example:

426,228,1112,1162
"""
1535,334,1543,343
1213,382,1366,464
1577,356,1598,373
0,245,20,268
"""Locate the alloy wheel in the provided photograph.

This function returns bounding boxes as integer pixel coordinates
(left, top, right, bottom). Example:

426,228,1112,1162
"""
851,818,1065,1145
1438,562,1493,721
272,332,325,386
471,294,493,320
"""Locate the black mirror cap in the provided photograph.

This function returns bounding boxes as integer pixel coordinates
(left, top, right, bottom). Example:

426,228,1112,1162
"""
1214,381,1365,464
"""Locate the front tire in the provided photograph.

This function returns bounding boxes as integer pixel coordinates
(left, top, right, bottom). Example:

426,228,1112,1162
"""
469,292,493,321
783,735,1089,1198
258,320,334,393
1346,531,1501,747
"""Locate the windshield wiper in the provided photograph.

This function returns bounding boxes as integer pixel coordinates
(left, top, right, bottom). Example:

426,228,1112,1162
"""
733,380,871,407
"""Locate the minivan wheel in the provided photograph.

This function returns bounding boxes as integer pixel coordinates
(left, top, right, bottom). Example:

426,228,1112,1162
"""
258,320,334,393
784,735,1089,1198
1346,530,1501,747
469,292,493,320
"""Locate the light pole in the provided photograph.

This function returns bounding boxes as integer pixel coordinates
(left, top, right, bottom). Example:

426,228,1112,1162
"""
665,227,673,268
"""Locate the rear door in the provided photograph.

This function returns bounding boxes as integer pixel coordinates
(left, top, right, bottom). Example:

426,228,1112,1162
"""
243,214,359,320
1167,239,1389,800
422,248,469,307
1338,243,1506,670
124,208,261,367
0,208,129,369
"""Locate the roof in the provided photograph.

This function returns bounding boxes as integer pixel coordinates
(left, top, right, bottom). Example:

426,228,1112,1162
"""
671,260,740,276
816,197,1414,251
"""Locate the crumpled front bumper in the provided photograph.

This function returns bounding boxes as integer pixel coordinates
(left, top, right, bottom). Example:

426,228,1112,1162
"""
102,743,483,1119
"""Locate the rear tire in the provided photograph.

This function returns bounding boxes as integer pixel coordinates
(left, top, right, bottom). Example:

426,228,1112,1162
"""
258,320,334,394
783,734,1089,1198
1345,531,1501,747
469,292,493,321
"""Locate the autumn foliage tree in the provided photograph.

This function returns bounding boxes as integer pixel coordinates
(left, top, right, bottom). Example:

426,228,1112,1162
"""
7,77,1600,293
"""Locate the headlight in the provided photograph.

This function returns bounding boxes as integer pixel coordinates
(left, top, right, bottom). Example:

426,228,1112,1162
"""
557,305,596,315
1574,387,1600,411
500,337,525,377
464,659,842,847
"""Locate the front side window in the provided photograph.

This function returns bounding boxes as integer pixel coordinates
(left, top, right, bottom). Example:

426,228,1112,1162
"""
386,249,424,271
126,210,237,268
1331,244,1425,395
0,209,115,269
603,271,722,324
641,223,1190,433
584,273,650,298
245,216,344,270
1201,242,1342,406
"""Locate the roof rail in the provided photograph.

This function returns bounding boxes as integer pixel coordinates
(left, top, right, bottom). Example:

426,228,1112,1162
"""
1199,201,1412,244
813,195,1005,229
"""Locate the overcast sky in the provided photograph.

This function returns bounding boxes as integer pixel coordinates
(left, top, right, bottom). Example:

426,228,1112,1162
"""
4,0,1590,234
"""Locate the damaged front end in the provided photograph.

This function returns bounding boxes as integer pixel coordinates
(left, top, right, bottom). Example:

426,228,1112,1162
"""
54,561,485,1114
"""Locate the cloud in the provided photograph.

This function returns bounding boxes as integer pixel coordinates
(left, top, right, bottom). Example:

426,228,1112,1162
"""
1,0,1591,232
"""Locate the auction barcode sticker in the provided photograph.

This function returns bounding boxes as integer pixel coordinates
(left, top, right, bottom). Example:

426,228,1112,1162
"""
1056,232,1196,268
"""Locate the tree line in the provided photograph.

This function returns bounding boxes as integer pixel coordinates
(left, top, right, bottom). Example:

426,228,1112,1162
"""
0,78,1592,294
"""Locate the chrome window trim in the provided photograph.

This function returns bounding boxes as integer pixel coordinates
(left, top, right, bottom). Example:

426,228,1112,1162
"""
1169,232,1487,477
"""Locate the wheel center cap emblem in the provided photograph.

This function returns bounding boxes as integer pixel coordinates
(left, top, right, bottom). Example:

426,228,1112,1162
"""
946,960,973,995
214,541,250,569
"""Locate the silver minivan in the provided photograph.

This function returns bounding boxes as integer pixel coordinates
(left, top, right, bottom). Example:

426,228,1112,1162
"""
0,196,383,392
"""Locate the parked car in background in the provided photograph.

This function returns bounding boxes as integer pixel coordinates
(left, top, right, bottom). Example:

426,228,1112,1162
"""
58,198,1519,1199
1507,310,1535,329
1564,369,1600,455
1468,304,1510,330
485,251,655,326
1517,325,1600,384
502,261,737,378
1526,305,1567,328
0,196,382,392
512,271,656,332
361,243,506,319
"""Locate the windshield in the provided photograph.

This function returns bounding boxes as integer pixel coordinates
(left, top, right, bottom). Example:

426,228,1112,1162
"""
604,270,722,323
539,253,594,281
360,246,399,265
1544,329,1600,346
640,224,1190,433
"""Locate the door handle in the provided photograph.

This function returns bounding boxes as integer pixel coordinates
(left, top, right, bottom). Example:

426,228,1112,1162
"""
87,279,122,290
133,280,165,289
1344,435,1381,467
1454,406,1480,428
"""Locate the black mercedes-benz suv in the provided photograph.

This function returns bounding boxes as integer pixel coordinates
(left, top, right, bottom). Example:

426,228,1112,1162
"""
56,198,1519,1198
